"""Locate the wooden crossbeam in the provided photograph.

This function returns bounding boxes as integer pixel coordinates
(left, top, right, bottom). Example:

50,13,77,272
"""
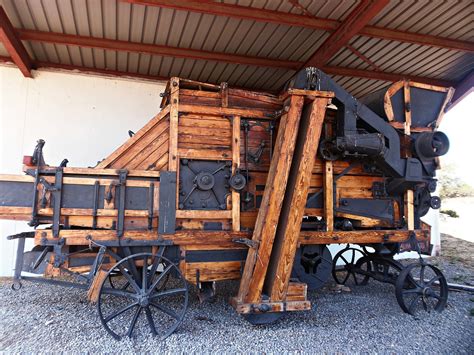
123,0,474,52
304,0,390,67
0,7,33,77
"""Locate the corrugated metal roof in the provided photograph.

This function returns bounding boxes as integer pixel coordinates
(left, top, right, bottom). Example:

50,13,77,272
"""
0,0,472,97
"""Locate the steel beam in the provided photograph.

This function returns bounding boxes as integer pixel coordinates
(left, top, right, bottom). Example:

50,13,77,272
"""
0,7,33,77
123,0,474,53
303,0,390,67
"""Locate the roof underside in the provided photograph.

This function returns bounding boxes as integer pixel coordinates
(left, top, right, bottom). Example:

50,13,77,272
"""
0,0,472,99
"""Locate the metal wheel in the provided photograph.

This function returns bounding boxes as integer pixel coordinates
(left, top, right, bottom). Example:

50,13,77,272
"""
243,312,284,325
332,248,371,286
362,243,399,257
292,245,332,290
395,262,448,315
97,252,188,340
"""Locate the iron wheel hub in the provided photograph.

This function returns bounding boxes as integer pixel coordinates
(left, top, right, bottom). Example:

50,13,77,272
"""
195,172,215,191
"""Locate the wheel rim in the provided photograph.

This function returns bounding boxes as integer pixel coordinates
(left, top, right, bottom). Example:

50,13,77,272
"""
97,252,188,340
332,248,370,286
395,263,448,315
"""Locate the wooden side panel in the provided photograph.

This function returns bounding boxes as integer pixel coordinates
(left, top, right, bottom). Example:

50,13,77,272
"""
238,95,304,304
184,261,241,283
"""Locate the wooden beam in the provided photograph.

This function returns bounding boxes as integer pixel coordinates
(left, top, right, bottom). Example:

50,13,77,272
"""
266,97,329,302
123,0,474,53
17,29,300,70
304,0,390,67
448,71,474,110
238,95,305,304
0,7,33,77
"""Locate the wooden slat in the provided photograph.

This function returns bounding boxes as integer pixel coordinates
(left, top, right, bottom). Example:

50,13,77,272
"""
168,78,180,171
266,98,329,301
179,104,275,119
232,115,241,232
324,161,334,231
238,95,304,304
96,106,170,168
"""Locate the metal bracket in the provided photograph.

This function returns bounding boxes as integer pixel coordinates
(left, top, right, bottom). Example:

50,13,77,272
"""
116,169,128,238
232,238,259,249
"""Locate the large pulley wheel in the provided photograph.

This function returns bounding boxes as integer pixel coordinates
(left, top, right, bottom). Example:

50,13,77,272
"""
292,245,332,290
332,248,371,286
395,262,448,315
97,253,188,340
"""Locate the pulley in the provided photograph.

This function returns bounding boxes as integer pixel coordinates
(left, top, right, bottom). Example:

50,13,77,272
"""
229,172,247,191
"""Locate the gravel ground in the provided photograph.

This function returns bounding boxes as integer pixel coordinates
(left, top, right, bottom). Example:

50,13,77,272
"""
0,258,472,353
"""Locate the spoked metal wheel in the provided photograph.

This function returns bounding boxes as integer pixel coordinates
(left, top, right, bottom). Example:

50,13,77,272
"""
98,252,188,340
292,245,332,290
332,248,371,286
395,262,448,315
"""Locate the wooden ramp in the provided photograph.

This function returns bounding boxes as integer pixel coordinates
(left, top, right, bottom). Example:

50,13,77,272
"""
233,91,332,315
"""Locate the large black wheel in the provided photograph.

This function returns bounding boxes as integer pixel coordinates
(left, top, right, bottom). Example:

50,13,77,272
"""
395,262,448,315
97,252,188,340
332,247,371,286
243,312,284,325
292,245,332,290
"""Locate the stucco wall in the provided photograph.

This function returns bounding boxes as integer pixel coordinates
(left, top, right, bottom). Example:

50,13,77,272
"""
0,65,165,276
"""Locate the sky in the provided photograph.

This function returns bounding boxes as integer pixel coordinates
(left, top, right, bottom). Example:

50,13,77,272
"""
438,91,474,187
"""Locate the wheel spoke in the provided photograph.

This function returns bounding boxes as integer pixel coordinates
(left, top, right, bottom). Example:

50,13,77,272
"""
101,287,136,299
118,264,141,293
351,250,356,264
142,255,148,292
148,264,173,294
150,301,180,320
145,307,157,336
408,295,422,314
420,265,425,285
352,271,359,285
426,275,442,287
104,302,138,323
402,288,420,295
150,288,187,300
340,255,349,265
127,306,142,338
148,255,163,286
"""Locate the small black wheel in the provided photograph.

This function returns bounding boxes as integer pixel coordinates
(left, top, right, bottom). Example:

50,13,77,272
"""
11,281,22,291
98,252,188,340
395,263,448,315
332,248,371,286
243,312,284,325
292,245,332,290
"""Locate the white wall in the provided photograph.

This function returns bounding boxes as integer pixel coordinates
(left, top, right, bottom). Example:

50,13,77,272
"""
0,65,165,276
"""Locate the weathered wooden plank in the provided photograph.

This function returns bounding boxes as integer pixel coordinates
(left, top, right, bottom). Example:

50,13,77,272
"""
266,98,328,302
177,148,232,160
179,104,275,120
238,95,304,304
185,261,241,282
97,106,170,168
232,115,241,232
324,161,334,232
168,78,180,171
